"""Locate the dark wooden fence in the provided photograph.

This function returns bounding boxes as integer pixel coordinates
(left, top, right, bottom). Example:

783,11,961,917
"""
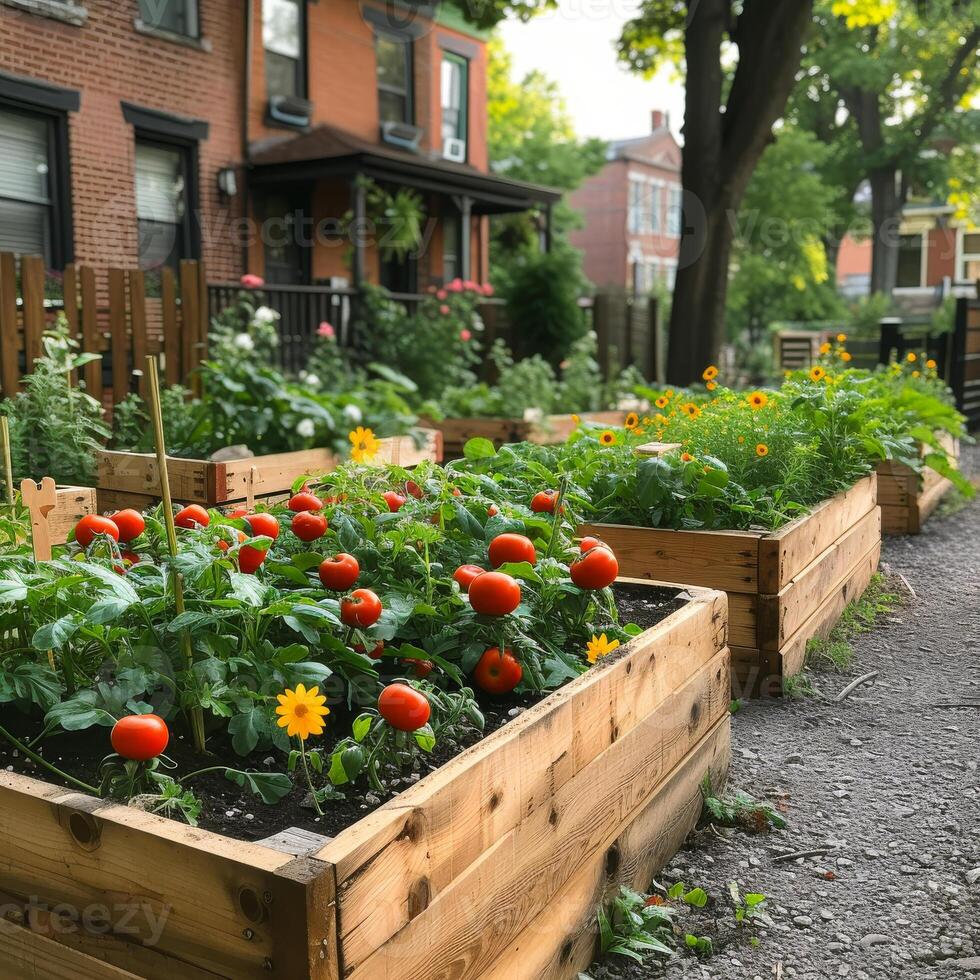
0,252,208,406
952,297,980,426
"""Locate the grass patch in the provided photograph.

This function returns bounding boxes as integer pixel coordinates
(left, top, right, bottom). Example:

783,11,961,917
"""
804,572,902,674
934,485,975,521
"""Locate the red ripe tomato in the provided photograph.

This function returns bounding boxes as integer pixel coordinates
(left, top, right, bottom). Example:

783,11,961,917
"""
487,504,499,517
246,512,280,541
453,564,485,593
113,550,141,575
217,530,247,553
468,571,521,616
175,504,210,530
318,553,359,591
451,487,462,497
238,545,268,574
227,507,249,519
341,588,383,628
488,532,536,568
530,490,560,514
288,491,323,512
570,546,619,590
110,509,145,542
404,658,434,678
110,714,169,761
292,511,328,542
378,683,430,732
474,647,523,694
354,639,385,660
578,535,604,553
383,491,407,512
74,515,120,548
405,480,424,499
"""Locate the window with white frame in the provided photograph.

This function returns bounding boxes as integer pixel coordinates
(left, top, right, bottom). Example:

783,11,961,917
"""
138,0,199,37
441,53,468,156
627,176,644,234
648,182,662,234
667,185,682,236
960,232,980,282
135,139,192,271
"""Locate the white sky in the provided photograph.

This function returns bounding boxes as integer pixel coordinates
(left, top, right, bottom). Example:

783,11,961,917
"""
497,0,685,144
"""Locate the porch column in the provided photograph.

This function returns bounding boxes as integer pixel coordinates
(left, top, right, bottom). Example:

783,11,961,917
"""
456,195,473,280
541,203,554,253
351,177,367,288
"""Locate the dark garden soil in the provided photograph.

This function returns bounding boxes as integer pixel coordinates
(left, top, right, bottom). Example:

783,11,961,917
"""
587,447,980,980
0,582,683,844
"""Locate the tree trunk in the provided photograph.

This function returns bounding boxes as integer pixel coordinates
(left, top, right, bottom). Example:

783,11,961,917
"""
869,166,903,295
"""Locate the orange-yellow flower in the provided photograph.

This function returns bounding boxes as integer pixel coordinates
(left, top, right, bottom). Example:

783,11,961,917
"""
840,351,852,362
906,351,917,363
755,443,769,457
598,430,617,446
819,342,832,355
349,426,380,464
706,380,718,391
571,413,581,425
682,403,701,419
624,412,640,430
809,366,826,382
836,333,847,343
746,391,768,410
681,452,694,462
655,395,669,409
912,370,920,378
276,684,330,741
586,633,620,665
925,359,937,370
702,365,719,381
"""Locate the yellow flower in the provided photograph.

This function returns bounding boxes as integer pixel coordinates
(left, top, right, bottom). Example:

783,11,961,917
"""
746,391,768,410
666,389,674,398
586,633,620,665
655,413,668,426
912,370,920,378
906,352,917,363
706,380,718,391
349,426,381,464
571,413,581,425
840,351,852,362
276,684,330,741
655,396,669,409
702,365,719,381
598,429,617,446
624,412,640,430
925,359,937,370
682,403,701,419
837,333,847,343
819,342,832,355
737,435,745,444
681,452,694,462
755,443,769,457
809,366,826,382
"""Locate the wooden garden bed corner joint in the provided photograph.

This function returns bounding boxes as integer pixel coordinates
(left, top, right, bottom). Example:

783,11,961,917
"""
0,585,730,980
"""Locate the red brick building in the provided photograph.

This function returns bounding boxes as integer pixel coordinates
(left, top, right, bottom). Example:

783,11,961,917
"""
0,0,556,289
568,110,682,292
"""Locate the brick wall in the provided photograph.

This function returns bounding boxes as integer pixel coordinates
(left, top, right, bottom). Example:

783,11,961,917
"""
0,0,245,279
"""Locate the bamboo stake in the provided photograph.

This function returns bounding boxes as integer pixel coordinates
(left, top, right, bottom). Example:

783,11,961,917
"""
145,355,206,753
0,416,13,505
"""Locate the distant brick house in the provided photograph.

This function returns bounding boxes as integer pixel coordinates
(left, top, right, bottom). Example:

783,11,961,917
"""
0,0,557,289
568,110,683,292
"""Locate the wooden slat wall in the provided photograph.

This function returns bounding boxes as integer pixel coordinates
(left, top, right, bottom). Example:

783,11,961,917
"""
0,252,206,408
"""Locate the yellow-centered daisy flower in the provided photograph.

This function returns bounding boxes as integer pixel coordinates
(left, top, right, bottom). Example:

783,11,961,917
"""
912,370,920,378
755,443,769,457
926,359,937,370
586,633,620,665
840,351,852,362
682,403,701,419
349,426,381,464
598,429,617,446
746,391,768,410
681,452,694,462
702,365,719,381
837,333,847,343
276,684,330,741
809,366,826,382
737,435,745,444
819,342,832,355
655,395,669,409
906,352,917,363
706,380,718,391
571,413,581,425
624,412,640,430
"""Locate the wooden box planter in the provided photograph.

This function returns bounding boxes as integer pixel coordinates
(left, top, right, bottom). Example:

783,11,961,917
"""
876,434,958,535
433,410,625,458
95,430,443,513
0,586,730,980
44,485,98,546
580,475,881,698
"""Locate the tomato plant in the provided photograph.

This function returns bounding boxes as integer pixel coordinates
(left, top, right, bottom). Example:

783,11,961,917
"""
110,509,145,542
474,647,522,694
292,511,328,542
110,713,169,760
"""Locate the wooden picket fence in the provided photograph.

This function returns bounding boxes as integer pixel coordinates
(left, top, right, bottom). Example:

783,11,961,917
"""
0,252,208,407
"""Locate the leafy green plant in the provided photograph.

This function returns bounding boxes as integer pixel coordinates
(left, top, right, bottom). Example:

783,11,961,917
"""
597,888,676,963
700,775,788,832
728,883,773,929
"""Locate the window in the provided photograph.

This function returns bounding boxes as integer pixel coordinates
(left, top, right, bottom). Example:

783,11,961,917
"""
376,32,413,125
960,232,980,282
138,0,198,37
135,139,194,271
441,53,467,155
0,106,71,265
627,177,644,234
442,212,460,281
648,183,661,234
264,0,305,101
896,233,923,288
667,185,682,236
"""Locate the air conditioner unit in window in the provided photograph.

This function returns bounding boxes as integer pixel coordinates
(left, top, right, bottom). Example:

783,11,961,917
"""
442,137,466,163
268,95,313,128
381,121,422,152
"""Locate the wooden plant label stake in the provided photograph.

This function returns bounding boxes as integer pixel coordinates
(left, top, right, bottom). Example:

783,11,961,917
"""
246,465,257,512
20,477,57,562
636,441,683,457
0,416,14,505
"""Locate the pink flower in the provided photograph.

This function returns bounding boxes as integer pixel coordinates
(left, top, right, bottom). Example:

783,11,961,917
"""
439,304,450,315
482,283,495,297
449,278,463,292
437,289,448,300
463,279,477,291
240,273,264,289
459,329,472,341
427,284,437,294
318,321,335,338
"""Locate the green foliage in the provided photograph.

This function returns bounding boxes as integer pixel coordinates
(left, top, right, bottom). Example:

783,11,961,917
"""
701,775,788,832
2,323,110,485
597,888,676,963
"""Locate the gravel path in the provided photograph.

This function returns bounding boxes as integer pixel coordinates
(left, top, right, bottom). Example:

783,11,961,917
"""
588,451,980,980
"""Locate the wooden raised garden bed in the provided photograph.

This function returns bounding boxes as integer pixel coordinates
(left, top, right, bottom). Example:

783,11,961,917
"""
876,434,958,535
433,411,625,458
95,430,443,512
0,585,730,980
580,475,881,697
